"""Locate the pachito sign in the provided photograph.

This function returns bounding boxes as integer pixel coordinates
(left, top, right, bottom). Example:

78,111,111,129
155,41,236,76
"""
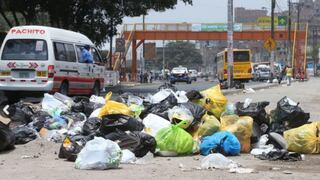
115,38,125,52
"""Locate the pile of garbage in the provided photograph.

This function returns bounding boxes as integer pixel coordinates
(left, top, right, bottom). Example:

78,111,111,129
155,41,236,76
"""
0,84,318,171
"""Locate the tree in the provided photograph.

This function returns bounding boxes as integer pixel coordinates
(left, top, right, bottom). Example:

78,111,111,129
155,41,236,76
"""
0,0,193,46
155,41,202,70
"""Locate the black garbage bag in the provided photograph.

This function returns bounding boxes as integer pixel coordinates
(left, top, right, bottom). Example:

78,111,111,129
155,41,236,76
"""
30,111,52,131
115,92,134,104
256,149,302,161
235,101,270,125
180,102,206,132
186,90,203,101
71,99,96,117
60,111,86,122
58,135,93,161
7,101,34,128
12,126,38,144
82,117,101,136
102,130,156,157
273,96,310,128
0,122,15,151
251,122,262,144
100,114,144,135
140,94,178,120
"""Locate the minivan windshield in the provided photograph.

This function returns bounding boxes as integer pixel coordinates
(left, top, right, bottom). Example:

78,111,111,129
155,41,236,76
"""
1,39,48,60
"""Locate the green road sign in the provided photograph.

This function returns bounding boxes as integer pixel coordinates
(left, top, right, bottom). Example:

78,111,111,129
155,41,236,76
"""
278,16,287,26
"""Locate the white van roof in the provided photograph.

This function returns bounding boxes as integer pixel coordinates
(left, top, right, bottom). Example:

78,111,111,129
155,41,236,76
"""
5,25,94,45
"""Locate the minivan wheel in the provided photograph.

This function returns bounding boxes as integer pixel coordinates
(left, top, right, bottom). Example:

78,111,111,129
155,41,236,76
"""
59,81,69,95
92,82,100,96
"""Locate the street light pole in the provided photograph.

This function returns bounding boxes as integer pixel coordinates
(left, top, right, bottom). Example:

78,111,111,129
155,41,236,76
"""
227,0,234,88
270,0,276,80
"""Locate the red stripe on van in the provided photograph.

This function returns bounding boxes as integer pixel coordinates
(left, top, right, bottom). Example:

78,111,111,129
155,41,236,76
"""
54,76,96,83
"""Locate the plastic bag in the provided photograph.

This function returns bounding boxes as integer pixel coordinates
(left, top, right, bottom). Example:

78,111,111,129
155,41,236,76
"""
200,131,240,156
142,113,171,137
42,93,69,117
0,122,15,151
284,122,320,154
127,95,143,106
140,94,178,120
82,117,101,136
155,121,193,156
89,95,105,105
235,101,270,125
222,103,236,116
174,91,189,103
121,149,137,164
58,135,91,161
201,153,237,169
102,130,156,157
12,126,38,144
89,108,101,119
30,111,52,131
7,101,35,128
186,90,203,100
180,102,206,132
168,106,194,129
194,85,227,119
272,97,310,128
75,137,122,170
220,115,253,153
150,89,171,104
98,92,134,118
192,113,220,140
53,92,74,107
71,97,96,117
100,114,144,135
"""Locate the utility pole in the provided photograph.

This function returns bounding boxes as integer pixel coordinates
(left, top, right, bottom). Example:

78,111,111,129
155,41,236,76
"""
162,40,165,80
227,0,234,88
142,15,145,74
270,0,276,80
109,18,113,70
287,0,292,66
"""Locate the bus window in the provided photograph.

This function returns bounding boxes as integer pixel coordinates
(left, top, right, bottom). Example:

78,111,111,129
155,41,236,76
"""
224,51,250,62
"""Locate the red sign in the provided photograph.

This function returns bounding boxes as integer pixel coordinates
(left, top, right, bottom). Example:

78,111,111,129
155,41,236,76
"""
29,62,38,69
10,29,46,35
7,62,16,68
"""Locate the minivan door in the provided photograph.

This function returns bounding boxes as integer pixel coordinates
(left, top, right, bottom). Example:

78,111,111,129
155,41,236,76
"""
75,45,93,93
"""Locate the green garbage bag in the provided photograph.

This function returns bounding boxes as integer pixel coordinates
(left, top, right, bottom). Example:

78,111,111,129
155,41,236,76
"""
155,120,193,156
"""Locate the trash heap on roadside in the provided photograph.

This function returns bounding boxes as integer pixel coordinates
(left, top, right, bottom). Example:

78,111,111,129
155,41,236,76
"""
0,84,319,171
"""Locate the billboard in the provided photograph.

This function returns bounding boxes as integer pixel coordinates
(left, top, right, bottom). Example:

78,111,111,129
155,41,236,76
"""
192,23,242,32
257,16,287,26
144,43,156,60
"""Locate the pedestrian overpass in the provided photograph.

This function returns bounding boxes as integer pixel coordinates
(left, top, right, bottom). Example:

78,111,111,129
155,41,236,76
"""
114,23,307,81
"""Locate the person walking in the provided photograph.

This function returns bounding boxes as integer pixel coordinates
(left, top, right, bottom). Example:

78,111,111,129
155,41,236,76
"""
278,65,287,84
286,65,293,86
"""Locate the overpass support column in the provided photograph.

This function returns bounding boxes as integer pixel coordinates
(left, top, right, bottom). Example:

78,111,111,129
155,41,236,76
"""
131,39,137,81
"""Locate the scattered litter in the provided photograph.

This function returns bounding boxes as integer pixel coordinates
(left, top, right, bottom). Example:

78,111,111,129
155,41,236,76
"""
243,88,255,94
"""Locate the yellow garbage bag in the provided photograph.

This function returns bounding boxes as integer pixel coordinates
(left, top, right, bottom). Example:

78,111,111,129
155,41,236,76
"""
194,85,227,119
220,115,253,153
192,113,220,140
284,121,320,154
98,92,134,118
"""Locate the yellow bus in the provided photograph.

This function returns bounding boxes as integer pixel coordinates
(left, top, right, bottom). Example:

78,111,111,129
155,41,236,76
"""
216,49,252,82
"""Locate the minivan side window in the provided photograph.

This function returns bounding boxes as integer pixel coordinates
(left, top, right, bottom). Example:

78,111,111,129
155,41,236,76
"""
75,45,84,63
65,44,76,62
53,42,76,62
53,42,67,61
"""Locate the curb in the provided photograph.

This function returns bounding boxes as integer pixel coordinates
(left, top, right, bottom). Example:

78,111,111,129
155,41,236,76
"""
222,83,283,95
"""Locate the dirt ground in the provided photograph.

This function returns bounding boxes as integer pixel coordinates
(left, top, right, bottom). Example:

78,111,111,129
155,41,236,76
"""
1,79,320,180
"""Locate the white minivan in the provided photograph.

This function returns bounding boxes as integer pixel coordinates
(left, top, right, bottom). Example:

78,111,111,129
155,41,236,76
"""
0,25,108,96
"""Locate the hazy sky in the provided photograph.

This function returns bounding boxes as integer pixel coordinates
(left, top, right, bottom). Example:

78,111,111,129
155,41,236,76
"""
123,0,288,24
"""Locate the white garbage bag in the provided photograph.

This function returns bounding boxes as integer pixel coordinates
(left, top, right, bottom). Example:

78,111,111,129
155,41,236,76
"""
89,95,105,105
174,91,189,103
168,106,194,129
75,137,122,170
42,93,69,117
121,149,137,164
142,114,171,137
150,89,171,104
89,108,101,119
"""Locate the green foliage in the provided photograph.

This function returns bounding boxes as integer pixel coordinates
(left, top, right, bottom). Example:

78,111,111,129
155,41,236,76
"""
0,0,193,46
155,41,202,69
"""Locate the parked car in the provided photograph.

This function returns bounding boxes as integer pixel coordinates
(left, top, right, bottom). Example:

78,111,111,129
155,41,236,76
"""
169,66,191,84
254,65,271,81
188,69,198,81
